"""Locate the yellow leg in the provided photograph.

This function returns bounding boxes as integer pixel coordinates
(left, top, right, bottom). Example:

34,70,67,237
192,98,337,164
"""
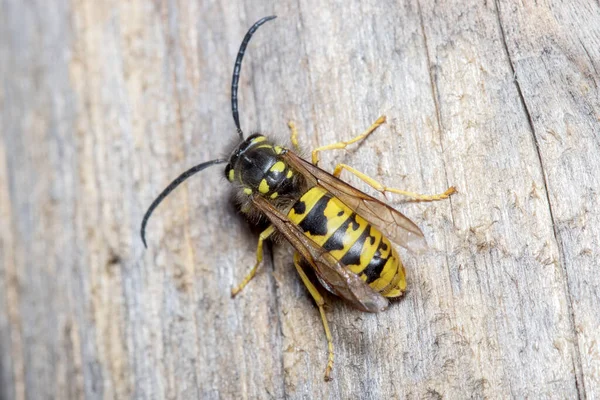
288,121,300,151
231,225,276,297
293,252,335,381
311,115,387,165
333,163,457,202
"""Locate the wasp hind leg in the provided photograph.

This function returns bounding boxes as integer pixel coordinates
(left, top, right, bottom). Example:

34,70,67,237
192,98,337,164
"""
293,252,335,381
231,225,276,297
311,115,386,165
333,163,456,201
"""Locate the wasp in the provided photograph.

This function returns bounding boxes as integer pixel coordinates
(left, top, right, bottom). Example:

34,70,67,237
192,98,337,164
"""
141,16,456,381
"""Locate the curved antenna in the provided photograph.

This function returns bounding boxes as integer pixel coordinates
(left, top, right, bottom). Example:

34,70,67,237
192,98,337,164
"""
231,15,277,139
141,158,227,248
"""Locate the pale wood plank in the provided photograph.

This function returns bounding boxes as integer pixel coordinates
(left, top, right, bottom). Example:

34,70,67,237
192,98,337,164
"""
1,0,598,399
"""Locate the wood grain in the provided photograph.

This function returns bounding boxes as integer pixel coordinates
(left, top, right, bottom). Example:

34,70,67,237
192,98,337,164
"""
1,0,599,398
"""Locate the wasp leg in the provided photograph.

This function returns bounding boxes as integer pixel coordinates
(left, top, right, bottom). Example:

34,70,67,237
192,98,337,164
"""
293,252,335,381
231,225,276,297
288,121,301,151
311,115,386,165
333,163,457,202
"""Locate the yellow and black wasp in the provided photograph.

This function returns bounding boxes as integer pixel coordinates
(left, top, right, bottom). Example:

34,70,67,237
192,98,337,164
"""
141,16,455,381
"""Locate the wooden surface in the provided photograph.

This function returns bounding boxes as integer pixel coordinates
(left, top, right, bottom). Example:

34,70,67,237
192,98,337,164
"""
1,0,599,398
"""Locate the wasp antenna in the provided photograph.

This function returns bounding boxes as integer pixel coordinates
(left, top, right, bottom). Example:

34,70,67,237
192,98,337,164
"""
141,158,228,248
231,15,277,140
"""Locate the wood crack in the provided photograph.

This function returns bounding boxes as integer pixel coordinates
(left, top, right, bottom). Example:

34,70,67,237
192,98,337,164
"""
493,1,585,398
416,0,458,320
416,0,456,226
578,37,599,89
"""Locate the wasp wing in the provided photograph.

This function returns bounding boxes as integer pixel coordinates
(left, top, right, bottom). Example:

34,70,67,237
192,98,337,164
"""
283,151,428,253
252,196,389,313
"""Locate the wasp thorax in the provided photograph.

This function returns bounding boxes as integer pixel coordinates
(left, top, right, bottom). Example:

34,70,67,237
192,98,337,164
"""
225,134,295,199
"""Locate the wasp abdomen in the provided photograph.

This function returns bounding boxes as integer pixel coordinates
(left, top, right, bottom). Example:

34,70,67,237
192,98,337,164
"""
288,187,406,297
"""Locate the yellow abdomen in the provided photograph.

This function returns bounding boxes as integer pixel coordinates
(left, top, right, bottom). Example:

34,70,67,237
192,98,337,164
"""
288,187,406,297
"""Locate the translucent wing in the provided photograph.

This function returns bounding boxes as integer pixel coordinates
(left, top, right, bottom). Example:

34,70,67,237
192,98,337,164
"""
283,151,427,253
252,196,389,313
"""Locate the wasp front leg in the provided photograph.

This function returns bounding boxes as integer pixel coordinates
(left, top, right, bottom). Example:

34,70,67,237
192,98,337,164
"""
231,225,276,297
311,115,386,165
333,163,457,202
293,252,335,381
287,121,301,151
